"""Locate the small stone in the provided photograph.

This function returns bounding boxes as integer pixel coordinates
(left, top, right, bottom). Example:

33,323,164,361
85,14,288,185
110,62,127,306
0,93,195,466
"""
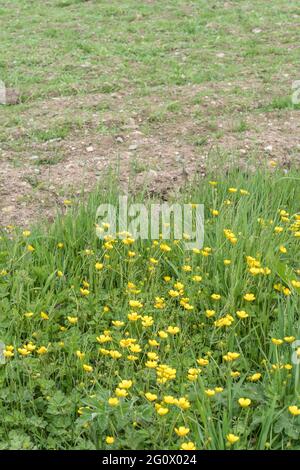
1,206,15,213
129,144,138,151
0,87,21,105
125,118,138,130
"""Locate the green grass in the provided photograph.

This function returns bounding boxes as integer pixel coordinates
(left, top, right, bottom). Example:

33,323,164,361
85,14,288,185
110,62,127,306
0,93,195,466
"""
0,0,299,150
0,168,300,450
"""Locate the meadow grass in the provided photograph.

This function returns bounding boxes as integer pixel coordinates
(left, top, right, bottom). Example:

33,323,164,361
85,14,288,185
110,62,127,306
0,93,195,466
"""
0,0,299,150
0,167,300,450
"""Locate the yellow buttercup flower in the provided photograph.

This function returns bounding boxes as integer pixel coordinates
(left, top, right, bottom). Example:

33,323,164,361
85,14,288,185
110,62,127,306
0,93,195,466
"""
108,397,119,407
160,243,171,252
226,434,239,445
284,336,295,343
158,331,168,339
18,348,31,356
271,338,283,346
231,371,241,378
24,312,34,318
205,389,216,397
97,334,112,343
128,311,141,321
288,406,300,416
145,392,157,402
182,265,192,272
142,315,154,327
166,326,180,334
197,358,209,366
130,344,142,353
40,311,49,320
115,388,128,397
118,379,133,389
109,350,122,359
106,436,115,444
175,426,190,437
187,368,200,381
37,346,48,355
147,352,159,360
154,297,166,309
127,355,138,361
129,300,143,309
283,287,291,296
214,314,234,327
180,442,196,450
163,395,176,404
76,350,85,359
26,342,36,352
80,288,90,296
176,397,190,410
156,406,169,416
248,373,261,382
211,209,219,216
238,398,251,408
211,293,221,300
223,352,240,362
112,320,125,327
145,360,158,369
240,189,249,195
156,364,176,383
95,262,104,270
3,350,14,358
205,309,216,318
244,293,255,302
169,289,180,298
236,310,249,319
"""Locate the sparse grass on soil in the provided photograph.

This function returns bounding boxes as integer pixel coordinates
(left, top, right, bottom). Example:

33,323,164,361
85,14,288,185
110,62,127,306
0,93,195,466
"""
0,0,300,226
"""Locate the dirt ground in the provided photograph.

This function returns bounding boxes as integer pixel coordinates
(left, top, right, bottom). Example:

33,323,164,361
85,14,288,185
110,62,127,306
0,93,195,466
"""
1,81,300,228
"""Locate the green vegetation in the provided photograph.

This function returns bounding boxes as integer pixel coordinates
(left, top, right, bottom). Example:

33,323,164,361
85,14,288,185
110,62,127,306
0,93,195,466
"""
1,169,300,449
